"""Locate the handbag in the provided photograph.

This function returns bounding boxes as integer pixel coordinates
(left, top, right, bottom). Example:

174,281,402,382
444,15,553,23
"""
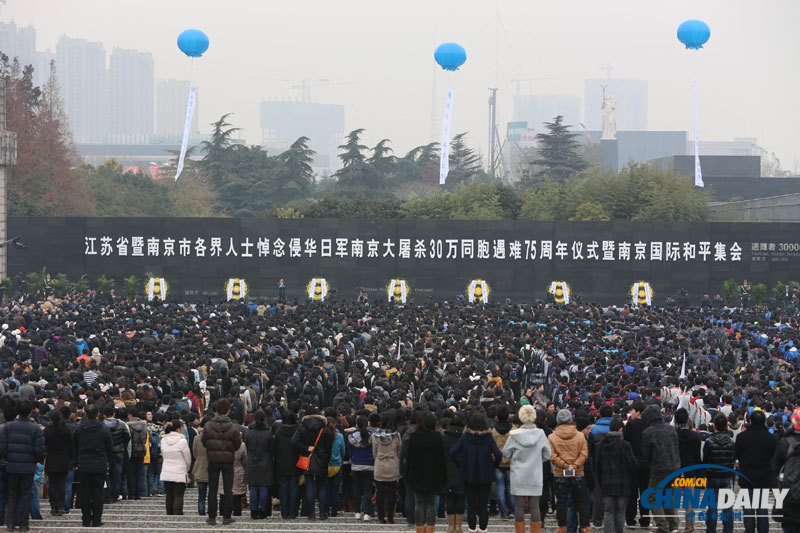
296,428,324,471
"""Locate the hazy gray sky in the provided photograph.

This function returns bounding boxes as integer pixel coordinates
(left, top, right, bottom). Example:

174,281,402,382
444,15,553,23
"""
3,0,799,169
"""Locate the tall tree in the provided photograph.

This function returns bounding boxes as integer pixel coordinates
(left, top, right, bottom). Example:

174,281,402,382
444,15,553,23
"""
335,129,384,196
445,132,482,187
273,136,316,205
2,55,88,215
532,115,588,183
337,128,368,168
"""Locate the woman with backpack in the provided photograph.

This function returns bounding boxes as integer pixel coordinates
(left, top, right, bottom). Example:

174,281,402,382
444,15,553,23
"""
346,414,375,521
449,413,503,533
372,411,401,524
159,420,192,515
243,409,273,519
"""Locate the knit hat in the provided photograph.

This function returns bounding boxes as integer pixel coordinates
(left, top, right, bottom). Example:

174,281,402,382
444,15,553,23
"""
791,407,800,431
557,409,573,425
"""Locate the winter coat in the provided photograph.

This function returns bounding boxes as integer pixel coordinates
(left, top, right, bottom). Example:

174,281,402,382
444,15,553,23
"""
442,425,465,494
502,424,551,496
73,418,113,474
623,417,646,459
403,429,447,494
43,424,74,473
735,424,776,489
372,429,400,482
595,432,638,497
243,423,274,486
676,424,702,468
591,417,612,436
641,405,680,478
160,432,191,483
0,417,45,474
329,430,345,467
548,424,588,477
191,429,209,483
291,415,333,478
274,422,300,477
345,427,375,470
492,420,513,469
202,415,242,464
449,428,502,485
218,442,247,495
771,430,800,526
104,418,129,454
703,431,735,483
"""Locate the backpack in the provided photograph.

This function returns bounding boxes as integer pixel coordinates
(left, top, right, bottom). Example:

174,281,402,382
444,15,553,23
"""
147,426,161,459
323,366,337,390
780,436,800,503
130,423,148,458
509,363,520,384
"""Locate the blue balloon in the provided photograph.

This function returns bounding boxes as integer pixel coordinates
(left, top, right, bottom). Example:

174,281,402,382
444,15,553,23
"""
434,42,467,71
177,29,209,58
677,19,710,50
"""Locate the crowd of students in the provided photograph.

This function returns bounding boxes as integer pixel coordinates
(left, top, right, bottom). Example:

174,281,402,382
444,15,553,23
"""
0,288,798,533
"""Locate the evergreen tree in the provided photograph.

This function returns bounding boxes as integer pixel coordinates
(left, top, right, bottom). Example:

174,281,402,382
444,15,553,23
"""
532,115,588,183
337,128,368,168
445,133,482,187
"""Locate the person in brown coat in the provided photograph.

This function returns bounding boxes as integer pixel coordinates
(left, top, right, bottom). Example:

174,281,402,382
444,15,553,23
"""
191,424,209,516
200,398,242,526
548,409,590,533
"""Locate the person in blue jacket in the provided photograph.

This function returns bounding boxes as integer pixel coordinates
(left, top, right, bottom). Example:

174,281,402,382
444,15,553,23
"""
326,416,346,518
0,399,45,531
449,413,502,533
345,415,375,521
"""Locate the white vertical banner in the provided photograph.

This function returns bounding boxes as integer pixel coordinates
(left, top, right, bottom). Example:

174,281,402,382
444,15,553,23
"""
693,76,703,188
680,353,687,378
175,81,196,181
396,337,401,360
561,281,570,305
439,85,455,185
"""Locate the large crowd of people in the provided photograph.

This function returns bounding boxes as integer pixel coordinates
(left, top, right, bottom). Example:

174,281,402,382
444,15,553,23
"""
0,287,798,533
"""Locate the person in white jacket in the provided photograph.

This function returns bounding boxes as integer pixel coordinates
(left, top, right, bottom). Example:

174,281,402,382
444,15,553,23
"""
159,421,191,515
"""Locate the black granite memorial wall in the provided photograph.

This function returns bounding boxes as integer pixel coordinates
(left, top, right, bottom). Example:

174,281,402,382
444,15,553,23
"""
7,217,800,305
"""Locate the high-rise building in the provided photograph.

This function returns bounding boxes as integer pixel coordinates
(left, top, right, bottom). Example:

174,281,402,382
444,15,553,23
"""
109,47,154,136
513,94,581,133
260,100,345,174
584,78,648,132
156,79,199,136
0,21,36,68
56,36,106,142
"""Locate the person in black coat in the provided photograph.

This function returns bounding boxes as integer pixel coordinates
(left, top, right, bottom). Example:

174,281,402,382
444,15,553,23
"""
243,410,273,519
273,411,299,519
291,410,333,519
0,399,45,531
772,417,800,531
44,410,74,516
449,414,502,533
623,401,650,529
703,414,735,533
441,414,465,533
674,408,701,533
73,405,112,528
735,410,776,533
404,411,447,532
595,418,638,533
